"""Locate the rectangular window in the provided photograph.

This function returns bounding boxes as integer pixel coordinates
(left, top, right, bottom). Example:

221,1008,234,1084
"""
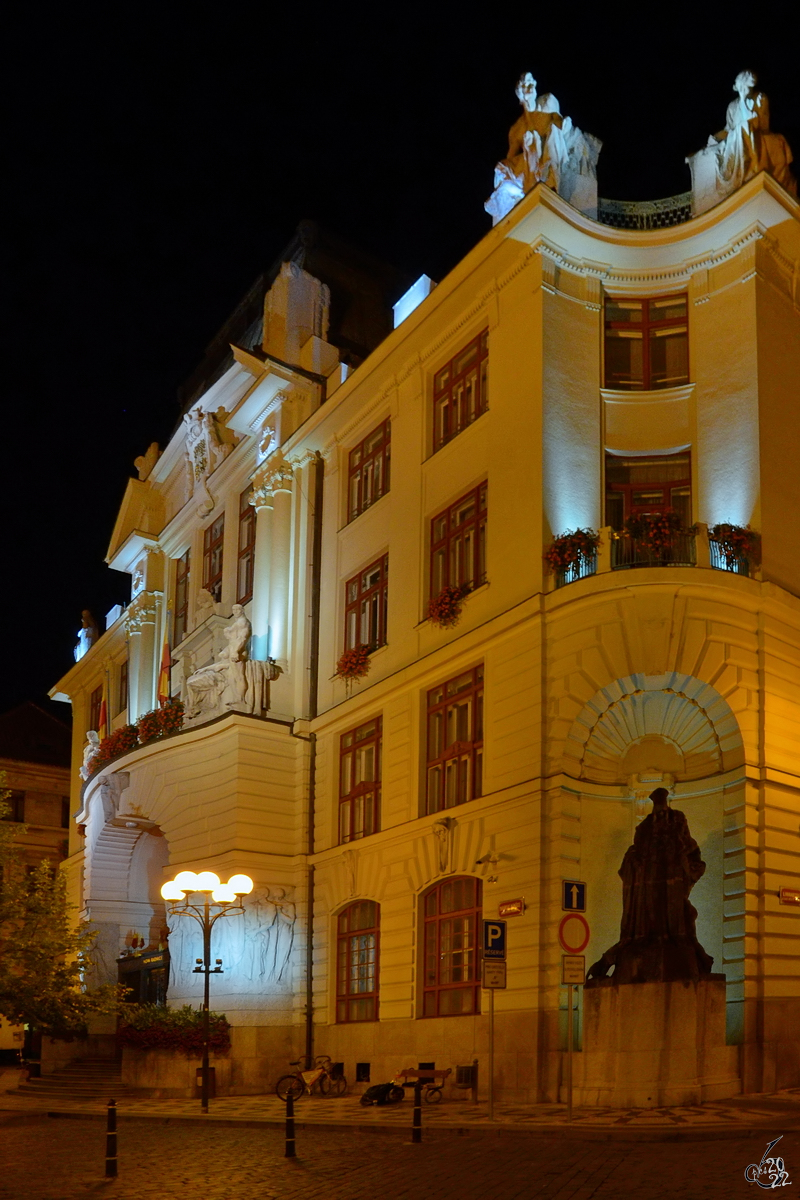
605,452,692,528
89,685,103,733
433,330,489,452
430,484,487,599
604,294,688,390
344,554,388,653
426,666,484,815
337,901,379,1023
173,549,190,645
116,660,128,717
2,791,25,823
422,878,481,1017
339,717,381,844
237,487,255,604
203,515,224,602
348,420,391,521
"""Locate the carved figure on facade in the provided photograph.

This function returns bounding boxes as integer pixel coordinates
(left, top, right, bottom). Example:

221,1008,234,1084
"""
74,610,99,662
133,441,161,482
183,405,239,516
432,817,452,875
586,788,716,985
688,71,796,216
80,730,101,780
486,72,601,224
183,604,281,723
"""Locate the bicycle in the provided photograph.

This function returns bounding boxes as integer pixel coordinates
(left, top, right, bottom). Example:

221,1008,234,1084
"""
393,1067,451,1103
275,1055,348,1100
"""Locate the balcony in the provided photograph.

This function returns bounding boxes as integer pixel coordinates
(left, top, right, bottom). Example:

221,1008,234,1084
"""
549,524,759,590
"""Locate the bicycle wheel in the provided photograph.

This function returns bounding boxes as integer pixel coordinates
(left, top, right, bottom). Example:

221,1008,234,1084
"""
424,1087,442,1104
276,1074,304,1101
388,1085,404,1104
330,1075,348,1097
317,1072,331,1096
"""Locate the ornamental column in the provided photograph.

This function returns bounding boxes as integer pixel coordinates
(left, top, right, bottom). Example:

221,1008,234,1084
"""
269,461,294,667
125,592,158,721
249,473,274,663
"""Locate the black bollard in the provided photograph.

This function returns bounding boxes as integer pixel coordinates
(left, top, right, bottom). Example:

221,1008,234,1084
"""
105,1098,118,1178
284,1090,296,1158
411,1080,422,1144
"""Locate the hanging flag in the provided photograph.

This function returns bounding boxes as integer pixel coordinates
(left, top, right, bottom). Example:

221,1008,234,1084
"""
157,623,171,707
97,677,109,742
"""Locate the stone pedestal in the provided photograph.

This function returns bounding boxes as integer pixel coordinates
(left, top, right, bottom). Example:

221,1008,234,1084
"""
573,977,740,1108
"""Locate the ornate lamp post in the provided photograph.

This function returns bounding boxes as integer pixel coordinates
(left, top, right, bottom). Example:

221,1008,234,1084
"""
160,869,254,1113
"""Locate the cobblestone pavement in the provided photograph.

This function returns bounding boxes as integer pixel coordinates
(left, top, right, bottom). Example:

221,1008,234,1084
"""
0,1114,798,1200
3,1085,800,1136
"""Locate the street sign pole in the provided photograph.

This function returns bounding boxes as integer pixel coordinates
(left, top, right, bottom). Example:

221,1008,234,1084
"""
489,985,495,1121
567,982,573,1122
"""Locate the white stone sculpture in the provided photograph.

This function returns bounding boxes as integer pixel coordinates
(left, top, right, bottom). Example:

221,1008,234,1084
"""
183,605,280,724
687,70,797,216
74,610,99,662
485,72,601,224
80,730,101,780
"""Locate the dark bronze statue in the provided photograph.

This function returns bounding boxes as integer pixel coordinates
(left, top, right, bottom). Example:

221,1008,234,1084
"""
586,788,716,985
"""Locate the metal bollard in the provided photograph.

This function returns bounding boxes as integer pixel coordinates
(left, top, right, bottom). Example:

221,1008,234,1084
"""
284,1090,296,1158
105,1098,118,1178
411,1080,422,1144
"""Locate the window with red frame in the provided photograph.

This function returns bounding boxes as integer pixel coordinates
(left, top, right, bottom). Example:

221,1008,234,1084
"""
116,660,128,717
2,791,25,823
173,549,190,645
604,295,688,390
433,330,488,452
203,515,224,602
339,717,381,844
237,486,255,604
422,877,481,1017
430,484,487,599
605,451,692,530
336,900,379,1022
89,685,103,733
348,420,390,522
426,666,483,815
344,554,388,653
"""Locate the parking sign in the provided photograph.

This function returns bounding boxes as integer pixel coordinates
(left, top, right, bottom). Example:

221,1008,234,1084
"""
483,919,507,959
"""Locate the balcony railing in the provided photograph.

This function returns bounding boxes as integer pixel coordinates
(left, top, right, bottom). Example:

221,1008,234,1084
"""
611,531,696,570
554,550,597,589
597,193,693,231
709,538,751,576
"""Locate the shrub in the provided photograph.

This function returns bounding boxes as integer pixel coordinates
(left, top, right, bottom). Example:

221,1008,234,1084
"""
91,725,139,774
118,1004,231,1054
623,510,689,552
426,583,472,628
335,644,371,681
710,523,761,566
137,699,185,745
544,528,601,572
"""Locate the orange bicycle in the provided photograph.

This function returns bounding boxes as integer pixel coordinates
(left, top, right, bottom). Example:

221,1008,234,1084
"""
275,1055,348,1100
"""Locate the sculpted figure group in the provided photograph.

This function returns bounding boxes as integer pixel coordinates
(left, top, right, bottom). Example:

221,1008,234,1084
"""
183,605,280,723
708,70,796,198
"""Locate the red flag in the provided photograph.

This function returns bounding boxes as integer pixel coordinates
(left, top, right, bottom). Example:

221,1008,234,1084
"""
157,627,171,707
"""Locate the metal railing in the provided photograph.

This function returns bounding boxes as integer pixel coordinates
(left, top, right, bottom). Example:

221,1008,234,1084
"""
554,551,597,589
611,531,696,570
597,193,693,231
709,538,751,576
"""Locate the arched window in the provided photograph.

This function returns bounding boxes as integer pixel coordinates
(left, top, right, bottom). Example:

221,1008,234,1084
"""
422,877,481,1017
336,900,379,1023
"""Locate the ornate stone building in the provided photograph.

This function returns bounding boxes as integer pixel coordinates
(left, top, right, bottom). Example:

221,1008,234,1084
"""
53,90,799,1102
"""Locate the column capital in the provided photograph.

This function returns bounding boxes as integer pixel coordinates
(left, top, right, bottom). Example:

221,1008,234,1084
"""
250,452,294,507
124,591,159,634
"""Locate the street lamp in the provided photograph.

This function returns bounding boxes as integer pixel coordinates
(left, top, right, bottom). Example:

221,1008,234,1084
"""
160,869,254,1112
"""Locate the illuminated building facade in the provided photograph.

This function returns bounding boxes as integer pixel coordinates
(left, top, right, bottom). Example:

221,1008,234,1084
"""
53,173,799,1102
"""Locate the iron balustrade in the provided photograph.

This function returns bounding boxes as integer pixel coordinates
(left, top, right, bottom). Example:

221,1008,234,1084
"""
611,531,696,570
708,538,751,576
554,550,597,589
597,193,693,231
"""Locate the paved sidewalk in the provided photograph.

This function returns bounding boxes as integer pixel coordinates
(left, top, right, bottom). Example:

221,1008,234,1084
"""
3,1083,800,1141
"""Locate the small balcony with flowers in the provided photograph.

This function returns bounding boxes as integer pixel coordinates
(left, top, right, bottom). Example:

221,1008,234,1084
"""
546,518,761,591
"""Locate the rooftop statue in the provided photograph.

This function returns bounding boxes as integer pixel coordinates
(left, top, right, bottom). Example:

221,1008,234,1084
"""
485,72,601,224
74,609,99,662
688,70,797,216
586,788,716,985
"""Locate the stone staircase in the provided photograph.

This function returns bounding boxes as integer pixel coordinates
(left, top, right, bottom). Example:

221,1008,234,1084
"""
15,1057,141,1101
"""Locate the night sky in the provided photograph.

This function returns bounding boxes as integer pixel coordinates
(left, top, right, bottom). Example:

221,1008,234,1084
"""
5,7,798,722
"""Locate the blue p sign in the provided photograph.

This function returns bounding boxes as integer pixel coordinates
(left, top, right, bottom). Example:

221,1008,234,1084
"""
483,919,507,959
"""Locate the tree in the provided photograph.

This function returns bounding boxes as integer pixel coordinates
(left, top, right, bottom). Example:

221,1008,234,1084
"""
0,781,126,1039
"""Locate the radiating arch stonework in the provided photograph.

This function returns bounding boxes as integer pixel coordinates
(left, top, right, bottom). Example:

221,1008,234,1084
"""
562,672,744,784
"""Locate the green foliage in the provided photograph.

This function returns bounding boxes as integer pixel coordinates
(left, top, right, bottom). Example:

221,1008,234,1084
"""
118,1004,231,1054
0,780,128,1039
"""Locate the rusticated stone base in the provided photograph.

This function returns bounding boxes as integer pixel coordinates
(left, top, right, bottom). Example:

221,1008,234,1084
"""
567,977,740,1108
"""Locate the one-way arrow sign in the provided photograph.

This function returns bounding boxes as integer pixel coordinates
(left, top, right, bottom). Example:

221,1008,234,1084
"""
562,880,586,912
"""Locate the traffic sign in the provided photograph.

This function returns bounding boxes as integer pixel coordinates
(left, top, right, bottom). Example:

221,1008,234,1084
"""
483,919,507,959
558,912,590,954
562,881,586,912
562,955,585,985
482,961,507,989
